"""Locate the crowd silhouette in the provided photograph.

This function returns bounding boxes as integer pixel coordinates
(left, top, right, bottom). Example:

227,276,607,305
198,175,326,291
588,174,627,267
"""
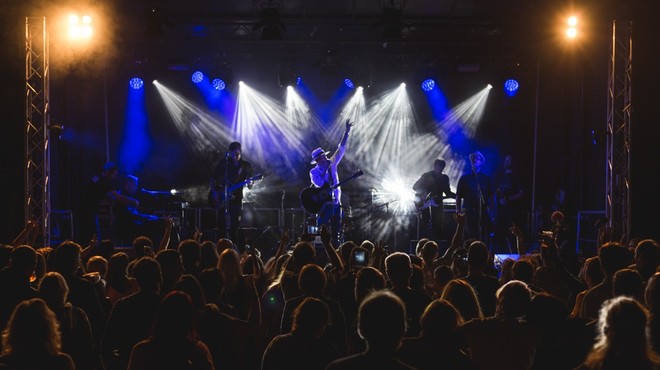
2,214,660,370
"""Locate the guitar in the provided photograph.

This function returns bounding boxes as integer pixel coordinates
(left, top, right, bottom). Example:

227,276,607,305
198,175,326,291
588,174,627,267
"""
208,174,263,209
299,170,363,214
414,192,444,211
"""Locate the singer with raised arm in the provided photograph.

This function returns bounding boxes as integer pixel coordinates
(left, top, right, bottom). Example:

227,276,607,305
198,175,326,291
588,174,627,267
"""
308,119,353,245
456,151,494,243
209,141,253,244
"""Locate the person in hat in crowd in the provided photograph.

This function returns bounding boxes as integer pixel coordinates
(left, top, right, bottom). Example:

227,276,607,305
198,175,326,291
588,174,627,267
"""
210,142,253,245
456,151,494,243
309,119,353,246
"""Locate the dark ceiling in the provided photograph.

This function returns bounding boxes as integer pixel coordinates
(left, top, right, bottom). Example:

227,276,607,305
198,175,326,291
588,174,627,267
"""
108,0,555,71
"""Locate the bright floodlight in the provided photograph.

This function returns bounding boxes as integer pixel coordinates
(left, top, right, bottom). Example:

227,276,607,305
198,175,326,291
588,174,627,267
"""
68,14,93,40
129,77,144,90
567,16,578,27
212,78,226,91
504,79,520,96
566,28,577,38
191,71,204,84
487,84,493,89
421,79,436,92
238,81,244,86
400,82,406,87
344,78,355,89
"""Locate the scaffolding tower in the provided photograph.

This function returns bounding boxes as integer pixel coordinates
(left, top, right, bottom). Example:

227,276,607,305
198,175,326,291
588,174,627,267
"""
605,19,632,241
25,17,51,246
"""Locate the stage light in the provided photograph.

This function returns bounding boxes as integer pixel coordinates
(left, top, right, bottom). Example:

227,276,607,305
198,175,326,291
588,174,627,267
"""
129,77,144,90
566,28,577,38
344,78,355,89
504,79,520,96
400,82,406,87
567,16,578,27
238,81,244,86
564,15,579,39
191,71,204,84
421,79,436,92
212,78,226,91
487,84,493,89
68,14,93,40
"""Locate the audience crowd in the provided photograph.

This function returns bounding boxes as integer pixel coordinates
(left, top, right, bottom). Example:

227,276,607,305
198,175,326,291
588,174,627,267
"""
2,212,660,370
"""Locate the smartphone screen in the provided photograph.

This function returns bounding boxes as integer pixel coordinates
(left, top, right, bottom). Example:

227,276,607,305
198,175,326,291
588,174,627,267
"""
354,250,366,265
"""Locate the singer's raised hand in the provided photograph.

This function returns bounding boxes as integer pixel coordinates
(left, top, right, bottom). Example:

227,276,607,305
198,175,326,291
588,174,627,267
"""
345,119,354,133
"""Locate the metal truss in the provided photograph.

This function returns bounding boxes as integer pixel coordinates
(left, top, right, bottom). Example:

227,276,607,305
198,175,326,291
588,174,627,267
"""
25,17,50,246
605,19,632,241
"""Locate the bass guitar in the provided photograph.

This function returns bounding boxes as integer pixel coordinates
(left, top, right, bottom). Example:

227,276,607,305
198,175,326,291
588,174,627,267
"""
299,170,363,214
208,174,263,209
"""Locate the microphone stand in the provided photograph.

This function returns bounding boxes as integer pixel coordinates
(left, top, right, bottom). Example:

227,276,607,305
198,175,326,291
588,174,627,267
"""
224,153,231,241
472,165,487,244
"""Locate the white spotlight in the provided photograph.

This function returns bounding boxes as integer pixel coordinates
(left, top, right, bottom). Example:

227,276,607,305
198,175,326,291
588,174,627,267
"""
400,82,406,87
487,84,493,89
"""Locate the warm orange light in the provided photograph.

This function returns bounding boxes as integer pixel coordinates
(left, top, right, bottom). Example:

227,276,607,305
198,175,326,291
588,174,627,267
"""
68,14,93,40
566,27,577,39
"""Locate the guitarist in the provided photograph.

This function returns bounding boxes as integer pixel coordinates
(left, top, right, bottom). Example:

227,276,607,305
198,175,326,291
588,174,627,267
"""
309,119,353,245
412,159,455,242
210,141,253,244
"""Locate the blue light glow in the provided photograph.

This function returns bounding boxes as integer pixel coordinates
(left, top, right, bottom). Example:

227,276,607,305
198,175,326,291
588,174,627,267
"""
212,78,226,91
504,79,519,96
119,80,151,173
129,77,144,90
344,79,355,89
421,79,436,92
191,71,204,84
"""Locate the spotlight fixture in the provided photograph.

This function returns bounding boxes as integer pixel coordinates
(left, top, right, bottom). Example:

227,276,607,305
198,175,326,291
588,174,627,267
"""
421,79,436,92
129,77,144,90
503,79,519,96
68,14,93,40
565,15,579,39
191,71,204,84
344,78,355,89
212,78,226,91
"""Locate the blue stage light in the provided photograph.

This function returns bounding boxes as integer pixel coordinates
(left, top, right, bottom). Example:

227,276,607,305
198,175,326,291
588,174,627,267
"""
504,79,519,96
191,71,204,84
421,79,435,92
129,77,144,90
212,78,226,91
344,78,355,89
